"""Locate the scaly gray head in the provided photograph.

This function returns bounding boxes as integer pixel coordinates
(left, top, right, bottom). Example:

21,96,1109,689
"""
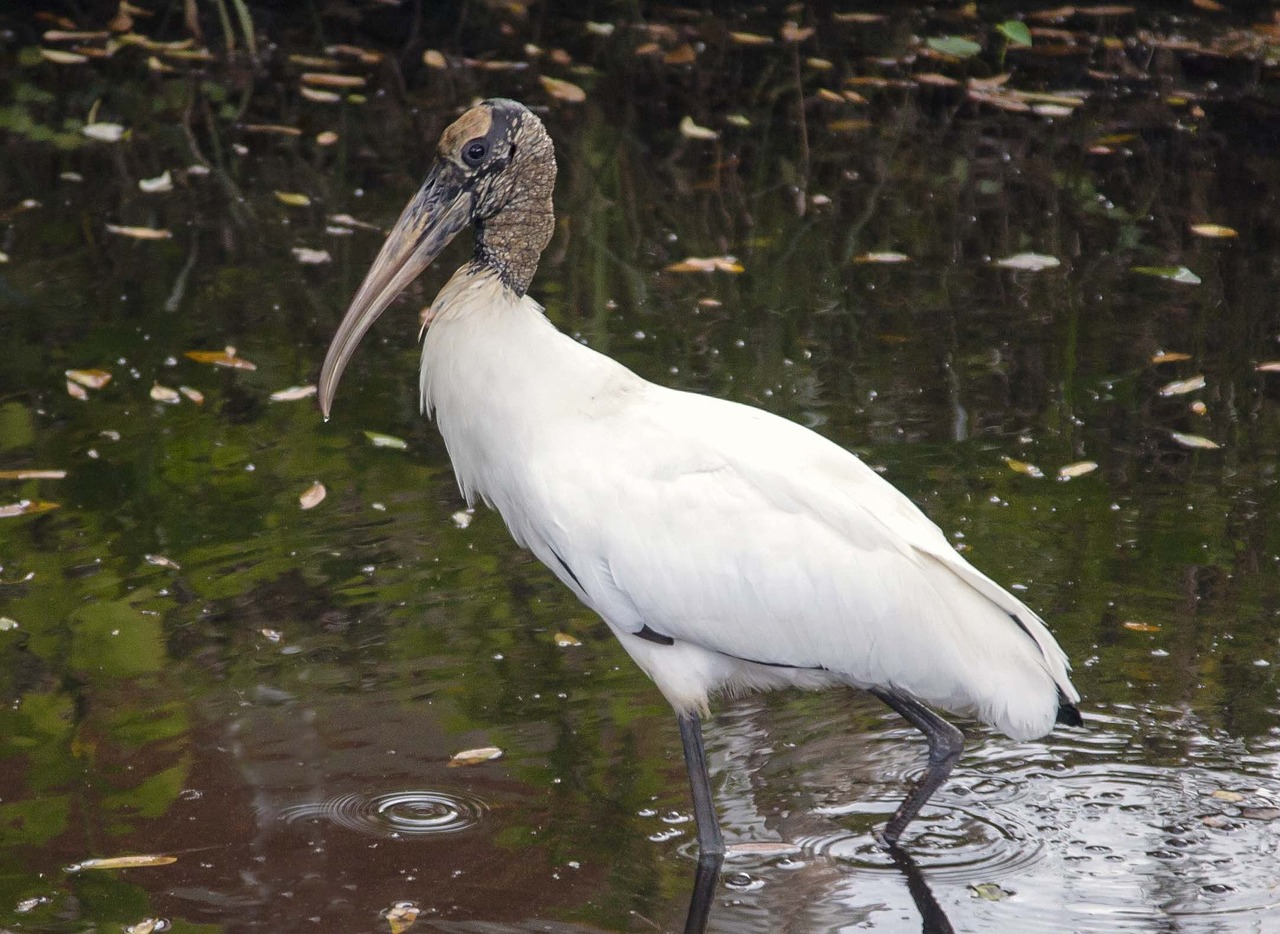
318,99,556,417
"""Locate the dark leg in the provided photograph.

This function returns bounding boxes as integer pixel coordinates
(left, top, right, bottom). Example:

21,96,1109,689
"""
677,712,725,860
869,688,964,847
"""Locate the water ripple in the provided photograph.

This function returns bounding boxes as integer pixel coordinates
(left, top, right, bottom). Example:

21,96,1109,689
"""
278,789,487,837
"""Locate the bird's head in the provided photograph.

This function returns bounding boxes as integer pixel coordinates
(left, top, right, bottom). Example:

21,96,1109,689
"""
318,98,555,417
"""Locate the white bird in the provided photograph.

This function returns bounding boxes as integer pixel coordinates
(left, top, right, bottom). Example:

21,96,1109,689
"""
318,98,1082,858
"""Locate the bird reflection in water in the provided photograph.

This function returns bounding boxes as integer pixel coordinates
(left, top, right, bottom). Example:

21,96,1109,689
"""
683,845,954,933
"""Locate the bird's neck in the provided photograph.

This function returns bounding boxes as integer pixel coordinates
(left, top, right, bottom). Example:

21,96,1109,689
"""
472,129,556,296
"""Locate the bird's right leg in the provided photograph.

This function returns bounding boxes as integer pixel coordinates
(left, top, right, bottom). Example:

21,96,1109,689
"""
869,688,964,846
677,712,726,861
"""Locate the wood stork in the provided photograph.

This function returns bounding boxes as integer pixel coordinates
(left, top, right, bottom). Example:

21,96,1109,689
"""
318,98,1082,858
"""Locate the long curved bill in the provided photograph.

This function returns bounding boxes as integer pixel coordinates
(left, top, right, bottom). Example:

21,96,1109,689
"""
318,161,472,417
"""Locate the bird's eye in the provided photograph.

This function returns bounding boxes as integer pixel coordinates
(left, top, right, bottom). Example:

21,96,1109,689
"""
462,140,488,167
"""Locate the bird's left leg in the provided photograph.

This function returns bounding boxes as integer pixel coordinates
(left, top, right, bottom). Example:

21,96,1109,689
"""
869,688,964,846
677,712,726,861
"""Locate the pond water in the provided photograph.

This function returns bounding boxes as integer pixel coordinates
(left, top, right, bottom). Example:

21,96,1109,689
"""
2,3,1279,932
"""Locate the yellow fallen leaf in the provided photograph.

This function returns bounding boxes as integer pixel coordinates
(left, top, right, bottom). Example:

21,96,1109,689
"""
554,632,582,647
150,383,180,404
423,49,447,68
729,31,773,46
448,746,503,767
179,385,204,404
240,124,302,137
66,380,88,400
301,87,341,103
315,130,339,146
664,43,696,65
301,72,366,88
665,256,743,274
1210,789,1245,802
270,384,317,402
0,500,60,519
1169,431,1220,450
1158,375,1205,397
1150,351,1191,364
1056,461,1098,480
274,191,311,207
0,470,67,480
855,251,910,264
1190,400,1207,416
40,48,89,64
68,855,177,872
1003,457,1044,478
679,115,718,140
1189,223,1237,238
144,553,181,569
299,481,326,509
539,75,586,102
780,22,815,43
1123,621,1161,632
68,370,107,397
105,223,171,240
184,348,257,370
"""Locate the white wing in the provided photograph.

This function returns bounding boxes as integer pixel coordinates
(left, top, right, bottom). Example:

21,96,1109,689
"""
516,384,1076,741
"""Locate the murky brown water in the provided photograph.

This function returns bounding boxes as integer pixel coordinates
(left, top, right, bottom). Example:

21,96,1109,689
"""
2,3,1279,932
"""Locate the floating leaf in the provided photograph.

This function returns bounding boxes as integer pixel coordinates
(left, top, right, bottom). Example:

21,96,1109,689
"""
1190,400,1207,416
1169,431,1219,450
301,87,341,103
67,367,113,390
665,256,743,274
261,628,282,643
451,510,473,529
1132,265,1201,285
179,385,204,404
125,918,165,934
1057,461,1098,480
1158,375,1205,397
184,348,257,370
66,380,88,400
448,746,503,767
0,469,66,480
996,252,1060,271
997,20,1033,47
270,384,317,402
41,48,89,64
363,430,408,450
105,223,171,240
780,22,815,43
138,170,173,194
1189,223,1237,239
150,383,180,404
554,632,582,647
539,75,586,102
144,553,181,570
915,72,960,87
679,116,718,140
855,251,910,264
729,31,773,46
292,247,331,264
274,191,311,207
315,130,339,146
301,72,366,88
1003,457,1044,478
1123,621,1161,632
1255,361,1280,373
927,36,983,58
968,882,1013,901
1241,807,1280,821
384,902,420,934
68,855,177,872
299,481,326,510
1150,351,1191,365
664,44,696,65
423,49,447,69
0,500,60,519
82,122,126,142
